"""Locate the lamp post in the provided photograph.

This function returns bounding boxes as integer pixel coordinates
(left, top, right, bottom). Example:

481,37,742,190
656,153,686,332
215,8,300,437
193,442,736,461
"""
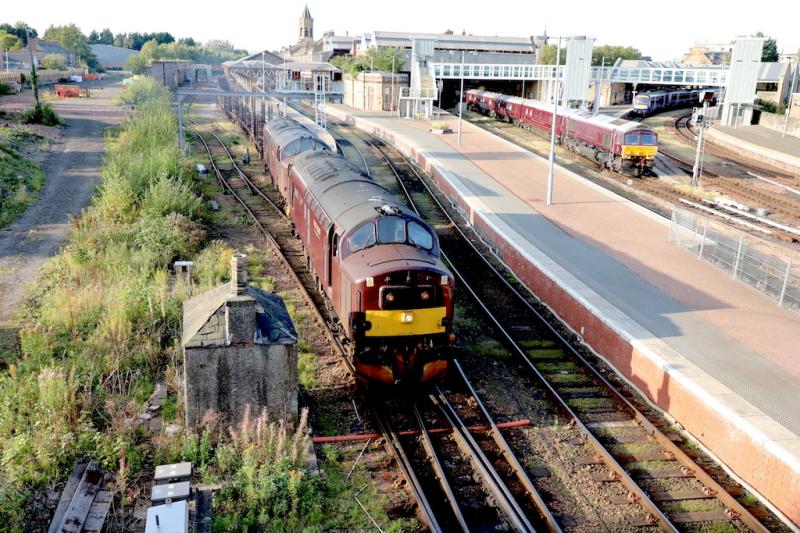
546,36,562,205
458,49,465,145
783,57,797,138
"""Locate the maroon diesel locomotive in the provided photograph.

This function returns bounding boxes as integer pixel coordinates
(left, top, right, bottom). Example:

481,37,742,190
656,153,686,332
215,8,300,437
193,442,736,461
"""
264,118,455,385
466,89,658,174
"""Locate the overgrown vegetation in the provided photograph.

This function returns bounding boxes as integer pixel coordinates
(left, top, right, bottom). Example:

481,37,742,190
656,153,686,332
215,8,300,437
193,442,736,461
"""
0,83,14,96
0,78,407,531
39,53,66,71
0,127,46,228
20,103,62,126
330,47,404,78
126,38,246,74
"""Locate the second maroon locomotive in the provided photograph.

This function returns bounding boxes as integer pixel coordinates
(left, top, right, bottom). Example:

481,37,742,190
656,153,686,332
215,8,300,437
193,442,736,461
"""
264,117,455,385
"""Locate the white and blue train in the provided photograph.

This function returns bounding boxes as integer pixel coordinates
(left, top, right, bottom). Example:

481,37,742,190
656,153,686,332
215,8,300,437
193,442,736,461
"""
632,88,719,116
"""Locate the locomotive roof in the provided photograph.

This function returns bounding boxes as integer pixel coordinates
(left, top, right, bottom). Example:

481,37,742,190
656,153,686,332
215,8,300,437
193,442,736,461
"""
568,111,653,134
291,151,418,233
264,117,324,147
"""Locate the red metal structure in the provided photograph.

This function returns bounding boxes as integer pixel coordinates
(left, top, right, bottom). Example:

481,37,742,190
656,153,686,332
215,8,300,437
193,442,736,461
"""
264,118,455,385
467,89,658,174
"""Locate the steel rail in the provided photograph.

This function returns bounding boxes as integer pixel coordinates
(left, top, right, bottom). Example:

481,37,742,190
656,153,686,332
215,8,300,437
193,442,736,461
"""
349,127,675,530
189,114,447,531
411,404,468,532
356,127,769,533
452,360,562,532
430,388,536,533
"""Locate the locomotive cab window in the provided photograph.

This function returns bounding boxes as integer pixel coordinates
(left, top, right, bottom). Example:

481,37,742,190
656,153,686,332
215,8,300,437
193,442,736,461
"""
408,221,434,250
348,223,376,252
640,133,657,145
624,133,640,145
377,217,406,244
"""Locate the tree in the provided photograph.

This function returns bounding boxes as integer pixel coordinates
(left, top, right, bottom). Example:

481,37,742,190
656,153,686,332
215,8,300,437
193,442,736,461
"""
88,30,99,44
40,53,66,70
43,24,99,70
756,32,778,62
0,22,36,45
0,30,23,52
127,54,149,75
592,45,641,66
540,44,567,65
99,28,114,45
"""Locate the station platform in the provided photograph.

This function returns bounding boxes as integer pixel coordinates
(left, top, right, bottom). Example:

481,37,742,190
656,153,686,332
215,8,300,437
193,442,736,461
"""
324,103,800,527
708,124,800,176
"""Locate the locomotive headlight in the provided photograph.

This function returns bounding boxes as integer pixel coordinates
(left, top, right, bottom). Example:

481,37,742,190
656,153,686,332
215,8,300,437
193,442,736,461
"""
385,292,395,303
401,312,414,324
366,277,374,287
420,291,430,302
440,275,449,286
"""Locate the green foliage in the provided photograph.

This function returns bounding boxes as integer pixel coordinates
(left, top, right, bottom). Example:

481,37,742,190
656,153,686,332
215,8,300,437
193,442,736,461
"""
126,54,149,75
760,100,777,113
539,43,641,65
592,44,642,65
0,29,23,51
117,76,171,107
43,23,99,71
330,47,404,78
756,31,778,62
0,77,209,527
0,22,35,46
0,127,46,227
40,53,65,71
20,103,62,126
0,83,13,96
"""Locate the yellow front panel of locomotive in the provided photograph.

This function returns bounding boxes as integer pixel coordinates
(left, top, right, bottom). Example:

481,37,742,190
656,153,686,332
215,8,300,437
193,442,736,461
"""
365,307,448,337
622,145,658,158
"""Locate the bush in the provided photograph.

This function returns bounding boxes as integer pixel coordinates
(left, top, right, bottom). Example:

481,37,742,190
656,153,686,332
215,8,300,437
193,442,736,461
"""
40,54,66,71
760,100,777,113
0,83,13,96
117,76,171,107
21,104,63,126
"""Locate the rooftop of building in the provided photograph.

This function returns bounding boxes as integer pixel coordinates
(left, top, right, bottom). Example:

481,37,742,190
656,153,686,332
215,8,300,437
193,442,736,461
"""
363,31,535,53
183,283,297,348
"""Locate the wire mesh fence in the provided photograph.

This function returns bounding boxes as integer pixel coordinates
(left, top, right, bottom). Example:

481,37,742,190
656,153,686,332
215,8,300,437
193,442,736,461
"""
668,207,800,314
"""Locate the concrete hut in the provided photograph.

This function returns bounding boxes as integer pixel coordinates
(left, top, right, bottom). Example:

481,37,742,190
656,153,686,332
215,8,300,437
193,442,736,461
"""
182,254,298,429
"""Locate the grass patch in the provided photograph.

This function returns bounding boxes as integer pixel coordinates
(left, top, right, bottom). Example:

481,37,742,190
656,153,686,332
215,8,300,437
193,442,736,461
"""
0,127,47,228
660,499,719,513
525,348,564,359
546,372,592,384
518,340,556,349
464,339,510,360
607,441,662,456
298,351,318,389
565,397,615,409
536,361,578,372
625,460,676,472
161,395,178,423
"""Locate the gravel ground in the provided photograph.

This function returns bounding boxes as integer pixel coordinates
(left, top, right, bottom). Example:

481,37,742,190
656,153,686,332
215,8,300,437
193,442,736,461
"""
0,76,124,325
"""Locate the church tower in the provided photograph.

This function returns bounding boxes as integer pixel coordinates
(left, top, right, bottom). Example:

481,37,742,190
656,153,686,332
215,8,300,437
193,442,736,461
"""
299,5,314,44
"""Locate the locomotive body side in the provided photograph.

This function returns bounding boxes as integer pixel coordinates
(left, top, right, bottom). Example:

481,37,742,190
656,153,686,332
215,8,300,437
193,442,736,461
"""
287,149,455,385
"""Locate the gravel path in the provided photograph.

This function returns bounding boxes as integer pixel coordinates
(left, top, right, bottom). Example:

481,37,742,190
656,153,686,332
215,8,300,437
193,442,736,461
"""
0,76,124,324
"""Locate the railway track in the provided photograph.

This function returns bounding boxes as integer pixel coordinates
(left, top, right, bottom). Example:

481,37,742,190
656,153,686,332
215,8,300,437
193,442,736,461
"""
330,121,772,532
190,109,552,532
663,113,800,221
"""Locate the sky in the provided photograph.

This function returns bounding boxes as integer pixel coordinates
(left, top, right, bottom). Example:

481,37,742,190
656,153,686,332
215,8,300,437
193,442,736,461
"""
4,0,799,61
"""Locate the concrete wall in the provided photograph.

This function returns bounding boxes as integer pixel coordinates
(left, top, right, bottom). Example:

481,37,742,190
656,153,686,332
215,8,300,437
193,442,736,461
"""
185,341,298,428
343,73,408,112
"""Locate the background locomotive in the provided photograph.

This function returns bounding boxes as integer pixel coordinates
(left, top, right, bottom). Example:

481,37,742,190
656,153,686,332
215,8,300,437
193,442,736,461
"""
466,89,658,174
264,117,455,385
632,88,719,116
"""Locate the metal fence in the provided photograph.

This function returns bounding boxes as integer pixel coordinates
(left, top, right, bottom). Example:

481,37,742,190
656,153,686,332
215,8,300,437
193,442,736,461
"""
668,208,800,313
